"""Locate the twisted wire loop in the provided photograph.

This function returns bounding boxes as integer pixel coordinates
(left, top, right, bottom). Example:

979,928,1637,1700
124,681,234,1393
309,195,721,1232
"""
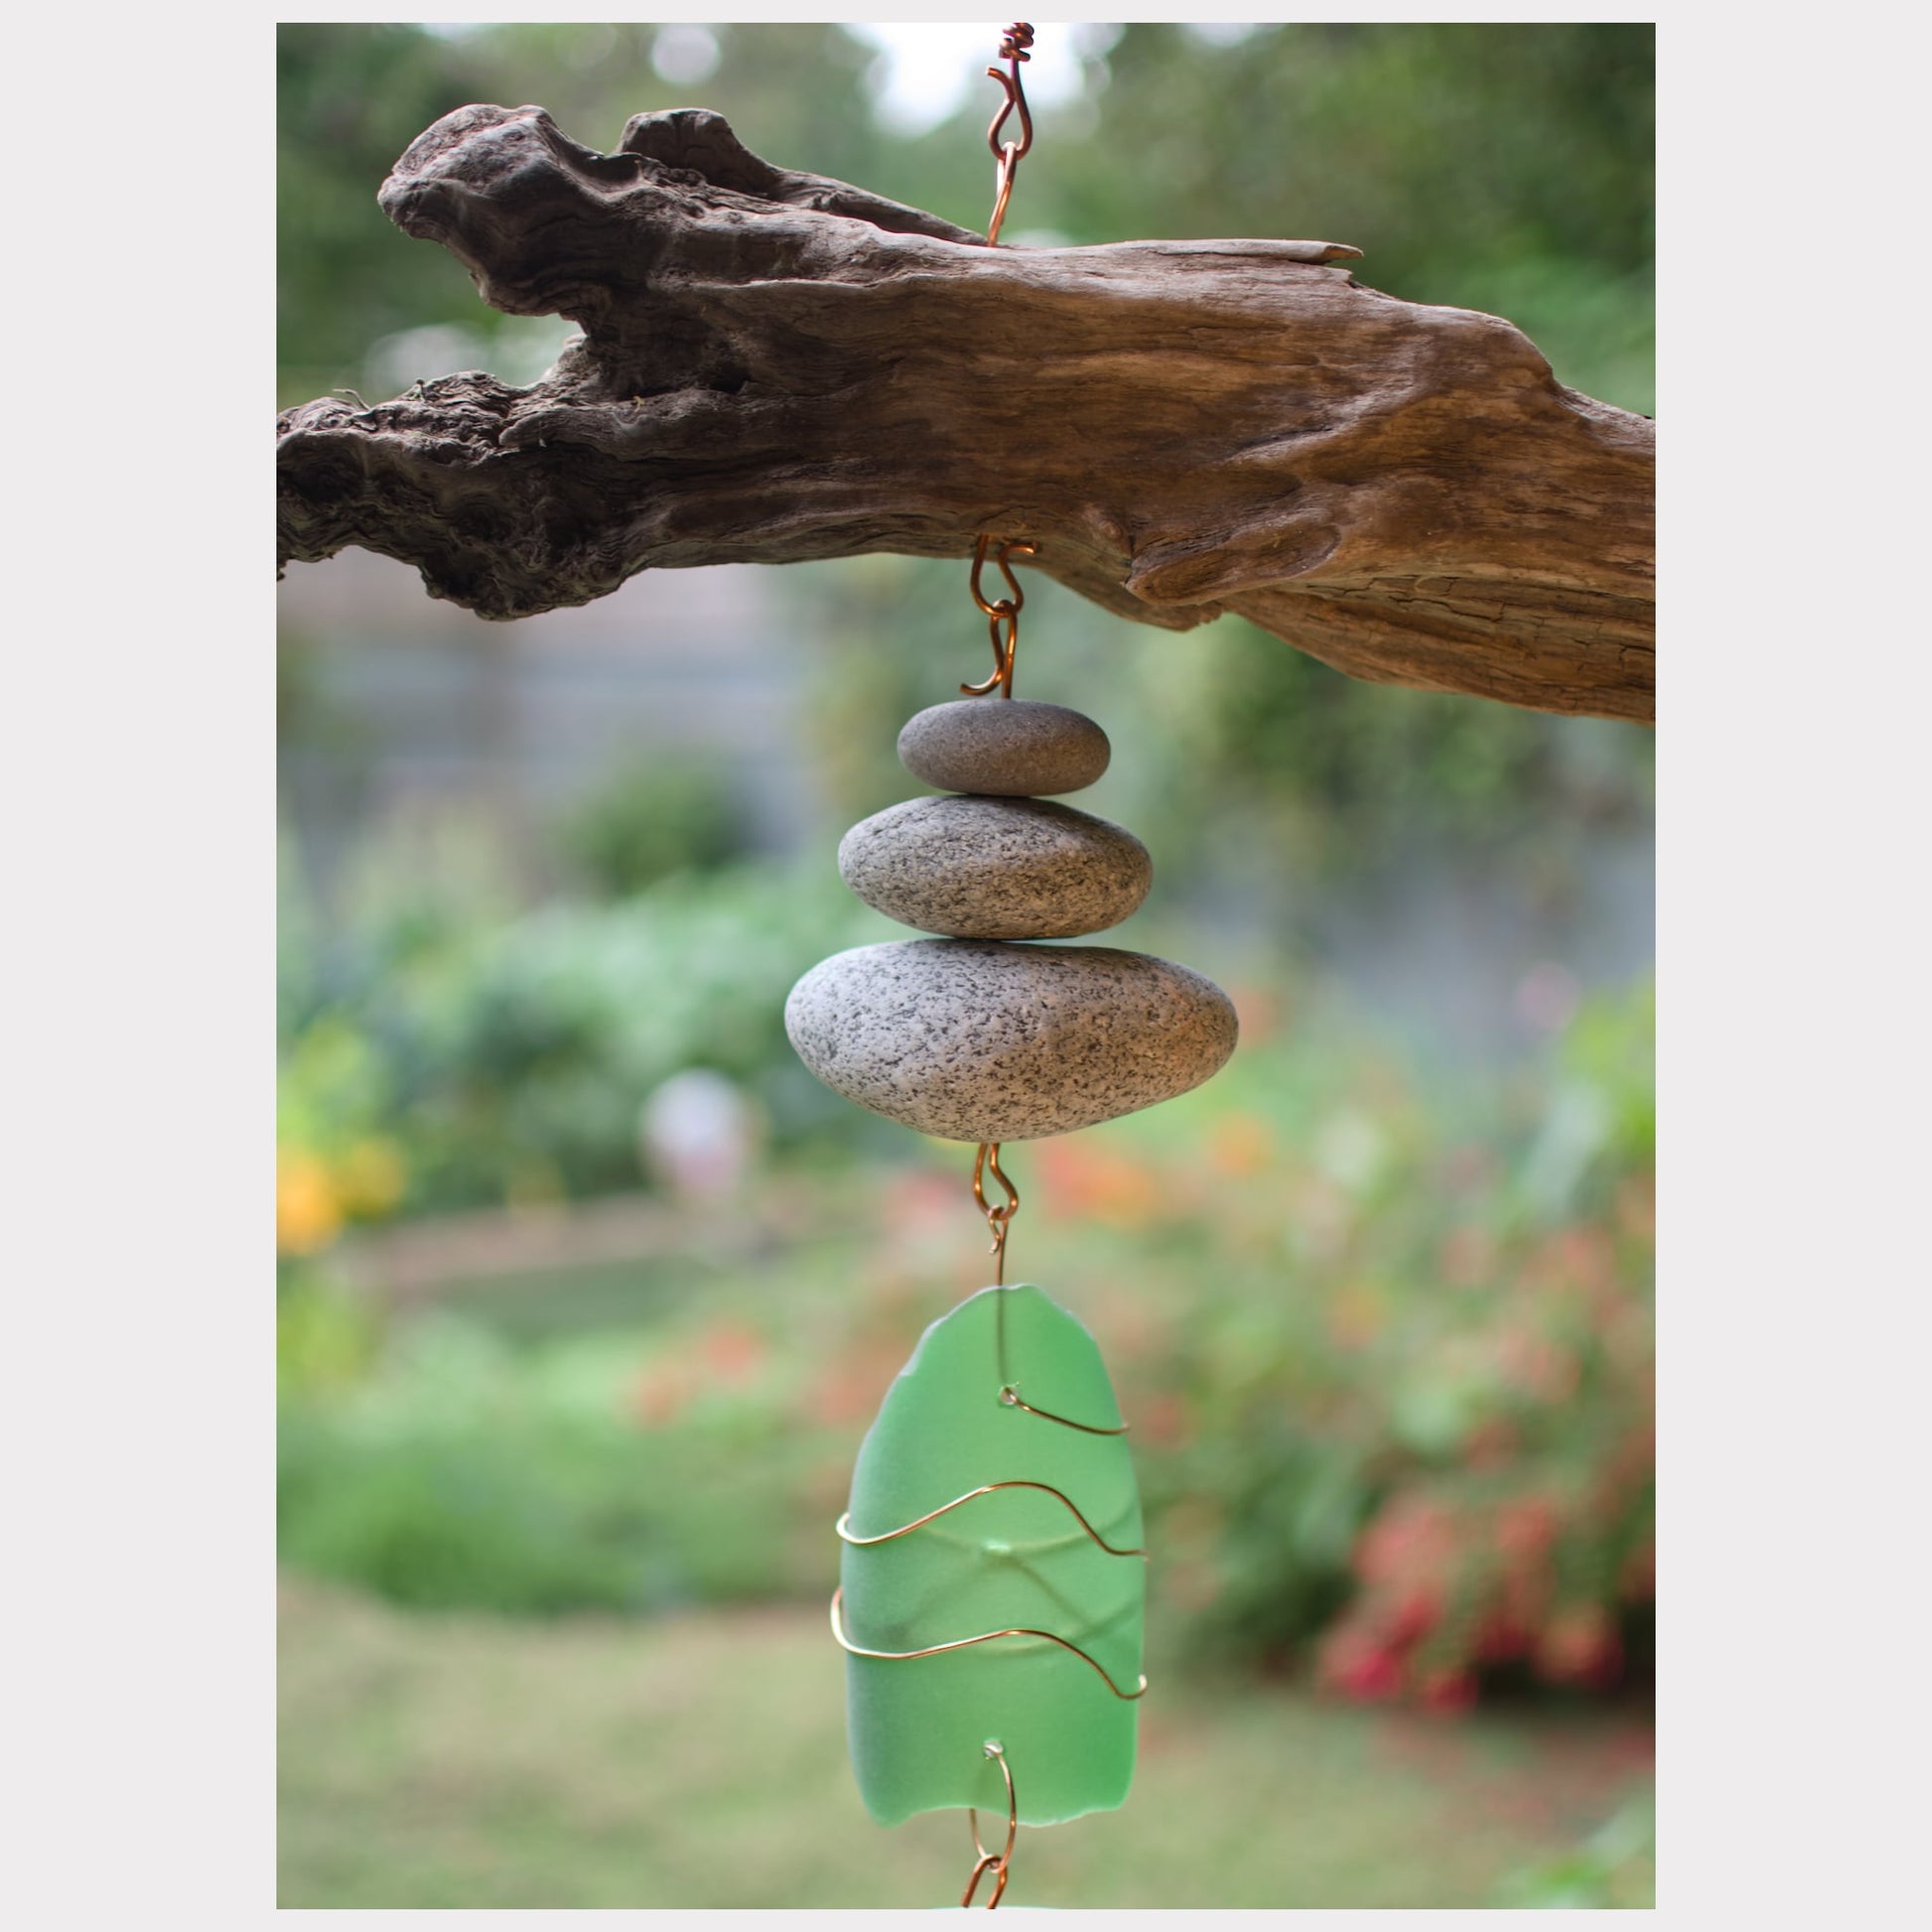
983,23,1035,247
960,539,1038,700
836,1480,1147,1558
972,1141,1022,1280
962,1742,1018,1907
829,1587,1149,1700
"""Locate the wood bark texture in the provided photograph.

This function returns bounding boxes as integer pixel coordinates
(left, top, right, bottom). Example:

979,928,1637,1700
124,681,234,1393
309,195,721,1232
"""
277,105,1655,722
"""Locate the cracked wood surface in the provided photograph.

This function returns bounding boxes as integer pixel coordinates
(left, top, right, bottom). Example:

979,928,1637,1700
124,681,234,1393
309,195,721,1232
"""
276,104,1654,722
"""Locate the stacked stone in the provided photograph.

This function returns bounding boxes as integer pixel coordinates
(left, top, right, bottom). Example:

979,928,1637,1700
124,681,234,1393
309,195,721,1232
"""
786,697,1238,1142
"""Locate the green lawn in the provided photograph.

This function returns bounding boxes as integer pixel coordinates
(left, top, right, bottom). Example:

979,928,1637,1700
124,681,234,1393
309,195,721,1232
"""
279,1577,1653,1909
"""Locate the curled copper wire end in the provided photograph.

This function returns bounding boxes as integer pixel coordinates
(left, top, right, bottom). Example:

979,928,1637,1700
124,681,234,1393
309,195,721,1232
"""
983,23,1035,247
829,1587,1149,1701
836,1480,1146,1559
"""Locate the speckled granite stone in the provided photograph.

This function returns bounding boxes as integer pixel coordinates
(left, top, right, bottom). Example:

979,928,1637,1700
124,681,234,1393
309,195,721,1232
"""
838,795,1151,939
898,699,1111,797
784,939,1238,1142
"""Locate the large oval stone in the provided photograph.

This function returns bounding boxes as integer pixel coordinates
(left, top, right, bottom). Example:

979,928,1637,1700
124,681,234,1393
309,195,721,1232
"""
898,699,1110,797
838,795,1151,939
784,939,1238,1142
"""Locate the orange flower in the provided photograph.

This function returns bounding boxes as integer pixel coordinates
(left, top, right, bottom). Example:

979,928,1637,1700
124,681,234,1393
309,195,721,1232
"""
701,1319,767,1386
1208,1112,1274,1177
276,1149,342,1257
1035,1142,1160,1230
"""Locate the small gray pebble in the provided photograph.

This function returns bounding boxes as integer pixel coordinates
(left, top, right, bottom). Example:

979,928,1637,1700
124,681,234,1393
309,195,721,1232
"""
838,795,1151,939
899,699,1111,797
784,939,1238,1142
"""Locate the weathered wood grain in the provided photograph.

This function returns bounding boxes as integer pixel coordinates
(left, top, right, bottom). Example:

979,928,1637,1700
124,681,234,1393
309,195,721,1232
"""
277,105,1654,721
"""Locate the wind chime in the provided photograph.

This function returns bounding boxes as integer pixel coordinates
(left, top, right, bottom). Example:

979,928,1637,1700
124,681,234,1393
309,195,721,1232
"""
784,27,1239,1908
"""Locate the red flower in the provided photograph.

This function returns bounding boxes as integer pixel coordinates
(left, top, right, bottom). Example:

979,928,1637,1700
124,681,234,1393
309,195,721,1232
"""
1416,1666,1478,1715
1495,1494,1560,1560
1475,1611,1532,1665
1386,1587,1445,1646
1322,1635,1404,1702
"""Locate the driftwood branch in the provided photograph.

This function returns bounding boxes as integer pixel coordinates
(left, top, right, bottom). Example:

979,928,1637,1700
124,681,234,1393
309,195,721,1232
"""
277,105,1655,722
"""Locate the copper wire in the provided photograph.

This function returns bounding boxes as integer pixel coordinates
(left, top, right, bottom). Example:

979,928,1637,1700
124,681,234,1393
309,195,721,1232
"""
983,23,1035,248
998,1383,1131,1436
960,540,1038,700
836,1480,1146,1559
962,1742,1017,1907
829,1587,1149,1701
966,21,1040,697
971,1141,1022,1281
967,535,1035,626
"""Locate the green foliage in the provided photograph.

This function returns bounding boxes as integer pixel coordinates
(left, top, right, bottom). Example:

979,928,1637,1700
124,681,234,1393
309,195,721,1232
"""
279,848,901,1219
1116,610,1649,886
278,25,495,397
279,1311,846,1615
555,758,749,900
278,1271,384,1395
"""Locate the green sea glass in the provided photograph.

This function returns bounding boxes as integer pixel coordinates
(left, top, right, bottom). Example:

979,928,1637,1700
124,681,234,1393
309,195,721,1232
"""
839,1282,1145,1828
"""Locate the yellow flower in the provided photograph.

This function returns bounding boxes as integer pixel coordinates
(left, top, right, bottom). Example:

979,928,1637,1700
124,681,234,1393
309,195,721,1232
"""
277,1148,343,1256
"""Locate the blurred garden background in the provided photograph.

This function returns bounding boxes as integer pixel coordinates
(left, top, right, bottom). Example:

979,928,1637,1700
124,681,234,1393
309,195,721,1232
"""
277,22,1654,1910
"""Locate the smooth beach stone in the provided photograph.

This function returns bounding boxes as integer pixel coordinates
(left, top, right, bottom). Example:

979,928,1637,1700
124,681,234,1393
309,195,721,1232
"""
841,1283,1143,1828
898,699,1111,797
784,939,1238,1142
838,795,1151,940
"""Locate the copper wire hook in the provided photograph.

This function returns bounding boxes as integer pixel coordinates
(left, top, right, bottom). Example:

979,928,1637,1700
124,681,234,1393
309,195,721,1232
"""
962,1741,1017,1907
972,1142,1021,1283
983,23,1035,248
961,538,1037,699
986,25,1035,163
968,535,1035,622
